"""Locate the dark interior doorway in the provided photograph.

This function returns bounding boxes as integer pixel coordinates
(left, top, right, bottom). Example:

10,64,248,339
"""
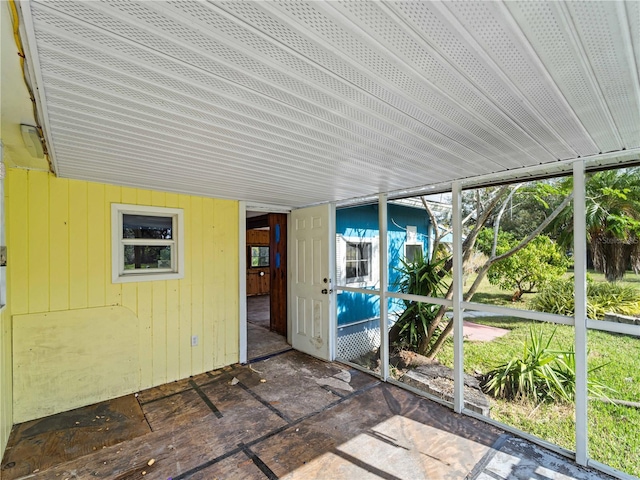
246,212,290,360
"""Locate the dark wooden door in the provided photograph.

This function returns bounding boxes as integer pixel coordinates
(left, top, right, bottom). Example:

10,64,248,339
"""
269,213,287,336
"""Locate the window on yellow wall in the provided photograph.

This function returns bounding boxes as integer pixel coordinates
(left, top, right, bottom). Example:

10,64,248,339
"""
111,204,184,283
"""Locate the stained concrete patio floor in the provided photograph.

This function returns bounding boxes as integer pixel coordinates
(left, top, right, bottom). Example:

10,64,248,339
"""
2,350,612,480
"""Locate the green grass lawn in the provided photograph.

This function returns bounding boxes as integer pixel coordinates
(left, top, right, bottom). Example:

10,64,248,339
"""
437,317,640,477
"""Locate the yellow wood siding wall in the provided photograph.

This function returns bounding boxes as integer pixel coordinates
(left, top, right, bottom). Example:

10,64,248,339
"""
0,308,11,456
7,169,239,421
1,175,12,453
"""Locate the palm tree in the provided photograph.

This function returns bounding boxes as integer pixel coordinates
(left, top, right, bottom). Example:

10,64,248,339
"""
553,167,640,281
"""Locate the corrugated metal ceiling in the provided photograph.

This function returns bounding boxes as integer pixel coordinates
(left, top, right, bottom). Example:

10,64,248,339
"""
18,1,640,207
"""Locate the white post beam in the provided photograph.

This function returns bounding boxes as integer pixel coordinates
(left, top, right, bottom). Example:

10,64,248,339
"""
452,182,464,413
379,194,389,381
573,161,588,465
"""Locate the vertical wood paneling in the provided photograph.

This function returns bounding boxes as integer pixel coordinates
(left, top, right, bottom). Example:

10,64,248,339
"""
178,195,192,379
8,170,241,416
120,187,137,205
136,189,151,207
165,279,180,382
28,171,49,313
152,281,167,385
212,200,224,368
8,169,28,315
190,197,204,373
202,198,215,371
68,180,88,310
87,184,105,307
164,193,180,382
137,281,152,389
223,202,239,365
104,185,121,306
49,177,69,312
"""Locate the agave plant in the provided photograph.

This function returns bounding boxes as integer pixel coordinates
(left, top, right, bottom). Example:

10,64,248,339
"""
481,326,613,403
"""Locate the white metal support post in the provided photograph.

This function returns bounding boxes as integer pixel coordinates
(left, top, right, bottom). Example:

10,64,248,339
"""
452,182,464,413
379,194,389,381
573,161,588,465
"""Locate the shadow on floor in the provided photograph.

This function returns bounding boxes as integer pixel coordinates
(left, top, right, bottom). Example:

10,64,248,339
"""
1,351,612,480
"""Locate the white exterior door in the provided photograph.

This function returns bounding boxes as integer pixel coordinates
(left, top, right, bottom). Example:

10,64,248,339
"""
290,204,335,361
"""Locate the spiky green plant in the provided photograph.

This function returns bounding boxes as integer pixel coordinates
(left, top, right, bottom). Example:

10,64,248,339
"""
481,326,613,403
390,250,449,351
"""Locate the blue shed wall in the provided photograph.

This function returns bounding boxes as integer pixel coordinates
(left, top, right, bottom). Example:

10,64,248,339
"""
336,204,429,326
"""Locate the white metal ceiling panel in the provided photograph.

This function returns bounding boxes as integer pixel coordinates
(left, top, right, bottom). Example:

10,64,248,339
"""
16,0,640,207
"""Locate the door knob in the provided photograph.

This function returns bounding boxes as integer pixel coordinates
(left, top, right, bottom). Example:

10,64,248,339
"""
321,288,333,294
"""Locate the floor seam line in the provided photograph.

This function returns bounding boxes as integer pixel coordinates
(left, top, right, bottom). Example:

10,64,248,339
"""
239,443,279,480
188,380,223,418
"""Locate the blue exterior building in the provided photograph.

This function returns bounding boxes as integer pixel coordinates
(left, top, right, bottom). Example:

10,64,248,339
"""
336,203,431,327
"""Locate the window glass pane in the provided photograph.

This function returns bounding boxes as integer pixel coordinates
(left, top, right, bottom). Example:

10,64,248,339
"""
250,246,269,267
336,205,379,288
123,214,173,239
405,244,421,263
124,245,172,270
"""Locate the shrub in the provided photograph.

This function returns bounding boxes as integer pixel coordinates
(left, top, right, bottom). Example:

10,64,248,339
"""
477,229,569,299
481,326,612,403
529,277,640,319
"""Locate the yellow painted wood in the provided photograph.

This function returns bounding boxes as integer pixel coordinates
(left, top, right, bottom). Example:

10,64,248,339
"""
178,195,192,379
152,281,167,385
12,307,140,422
120,186,137,205
28,171,50,313
0,309,13,457
164,193,180,383
8,169,29,315
165,279,180,382
68,180,88,310
136,188,151,206
222,201,240,366
104,184,122,306
6,169,240,422
190,197,204,373
49,177,69,312
87,184,105,308
137,281,153,389
202,198,215,371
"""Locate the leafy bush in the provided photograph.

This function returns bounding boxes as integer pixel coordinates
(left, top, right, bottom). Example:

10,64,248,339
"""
476,229,569,299
529,277,640,319
481,326,612,403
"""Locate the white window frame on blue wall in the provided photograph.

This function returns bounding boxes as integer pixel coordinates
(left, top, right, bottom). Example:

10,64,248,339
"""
336,234,379,289
111,203,184,284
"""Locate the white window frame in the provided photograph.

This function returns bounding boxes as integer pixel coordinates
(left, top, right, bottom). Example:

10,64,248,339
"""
336,234,379,288
111,203,184,283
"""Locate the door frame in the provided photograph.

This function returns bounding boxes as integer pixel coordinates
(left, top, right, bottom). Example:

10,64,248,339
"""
239,202,292,364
